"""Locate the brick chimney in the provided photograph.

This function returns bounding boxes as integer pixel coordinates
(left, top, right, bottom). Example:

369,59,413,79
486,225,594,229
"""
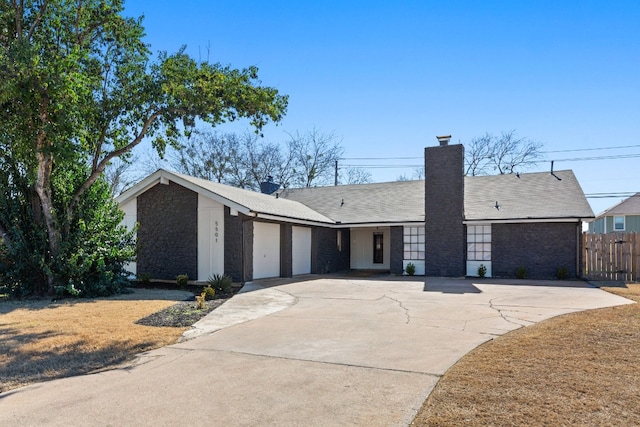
424,137,465,276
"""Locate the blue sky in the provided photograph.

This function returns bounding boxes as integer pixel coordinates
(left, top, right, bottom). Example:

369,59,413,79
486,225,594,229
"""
124,1,639,215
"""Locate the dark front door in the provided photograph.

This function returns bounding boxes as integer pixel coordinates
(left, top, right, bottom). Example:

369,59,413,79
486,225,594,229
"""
373,233,384,264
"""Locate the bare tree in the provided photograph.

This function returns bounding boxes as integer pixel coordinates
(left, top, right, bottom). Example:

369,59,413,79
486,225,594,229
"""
464,130,543,176
413,166,425,180
104,157,138,196
172,131,234,182
288,128,345,187
135,146,171,176
464,133,493,176
343,167,372,185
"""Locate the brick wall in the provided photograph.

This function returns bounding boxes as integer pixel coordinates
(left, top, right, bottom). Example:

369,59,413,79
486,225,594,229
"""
224,209,254,282
492,222,580,279
390,226,404,274
137,182,197,280
424,144,466,276
280,223,293,278
312,227,350,273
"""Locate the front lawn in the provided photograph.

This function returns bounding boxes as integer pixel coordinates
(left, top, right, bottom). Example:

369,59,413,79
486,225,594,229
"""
412,283,640,426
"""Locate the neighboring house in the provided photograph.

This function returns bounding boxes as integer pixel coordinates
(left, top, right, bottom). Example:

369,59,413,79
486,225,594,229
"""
588,193,640,233
117,142,594,281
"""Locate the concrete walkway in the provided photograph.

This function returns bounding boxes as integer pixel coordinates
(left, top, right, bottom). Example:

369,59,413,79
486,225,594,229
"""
0,276,633,426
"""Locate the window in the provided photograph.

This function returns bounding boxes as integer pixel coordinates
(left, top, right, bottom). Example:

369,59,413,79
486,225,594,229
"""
337,230,342,252
373,233,384,263
403,226,425,260
614,216,625,231
467,225,491,261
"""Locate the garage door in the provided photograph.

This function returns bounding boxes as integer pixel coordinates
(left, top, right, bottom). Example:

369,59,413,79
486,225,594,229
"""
292,226,312,275
253,222,280,279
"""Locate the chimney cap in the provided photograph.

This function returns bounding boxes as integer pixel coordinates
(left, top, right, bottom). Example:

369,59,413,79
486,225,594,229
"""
436,135,451,146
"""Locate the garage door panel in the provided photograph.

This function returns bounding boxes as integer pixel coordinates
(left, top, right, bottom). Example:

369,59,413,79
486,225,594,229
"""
253,222,280,279
292,226,311,275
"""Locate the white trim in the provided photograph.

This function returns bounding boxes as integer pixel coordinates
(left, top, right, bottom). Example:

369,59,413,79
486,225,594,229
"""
336,221,424,228
613,215,625,231
116,170,253,216
463,217,588,224
254,213,330,227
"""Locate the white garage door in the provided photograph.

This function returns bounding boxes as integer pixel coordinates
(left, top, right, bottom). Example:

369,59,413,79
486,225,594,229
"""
253,222,280,279
292,226,312,275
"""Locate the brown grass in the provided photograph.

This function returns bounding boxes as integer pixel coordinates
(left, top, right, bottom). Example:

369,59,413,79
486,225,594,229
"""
0,289,191,393
412,283,640,426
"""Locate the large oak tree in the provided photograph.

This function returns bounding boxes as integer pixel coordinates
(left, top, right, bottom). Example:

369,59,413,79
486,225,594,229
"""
0,0,287,295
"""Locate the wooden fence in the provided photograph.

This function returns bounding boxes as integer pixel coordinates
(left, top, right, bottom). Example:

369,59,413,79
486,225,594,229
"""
583,232,640,282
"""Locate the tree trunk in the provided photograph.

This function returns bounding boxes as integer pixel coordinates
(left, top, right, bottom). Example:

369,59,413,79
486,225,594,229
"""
35,149,59,295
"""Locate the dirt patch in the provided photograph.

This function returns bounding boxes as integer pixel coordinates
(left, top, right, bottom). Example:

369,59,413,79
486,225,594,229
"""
0,287,237,393
412,283,640,426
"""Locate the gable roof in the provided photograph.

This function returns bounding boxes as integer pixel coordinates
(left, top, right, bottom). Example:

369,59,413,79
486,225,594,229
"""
464,170,594,221
116,169,334,225
279,180,425,225
595,192,640,217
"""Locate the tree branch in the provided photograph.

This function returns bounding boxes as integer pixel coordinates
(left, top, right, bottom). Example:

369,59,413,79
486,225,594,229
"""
67,110,163,223
27,0,49,41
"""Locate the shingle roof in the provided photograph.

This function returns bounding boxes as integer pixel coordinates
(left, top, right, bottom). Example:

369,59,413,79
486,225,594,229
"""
119,169,593,226
117,170,334,224
279,180,425,224
280,170,593,224
596,193,640,217
464,170,594,221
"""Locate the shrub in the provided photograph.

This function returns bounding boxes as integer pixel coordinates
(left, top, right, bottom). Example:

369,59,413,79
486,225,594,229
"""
207,274,232,292
54,282,82,298
405,262,416,276
556,266,569,280
137,272,151,285
478,264,487,278
516,266,528,279
203,285,216,300
195,291,207,310
176,274,189,288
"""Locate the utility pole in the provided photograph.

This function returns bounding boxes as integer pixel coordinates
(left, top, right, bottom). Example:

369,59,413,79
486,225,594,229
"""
334,160,338,186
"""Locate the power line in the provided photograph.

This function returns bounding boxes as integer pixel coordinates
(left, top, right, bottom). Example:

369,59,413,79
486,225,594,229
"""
543,144,640,154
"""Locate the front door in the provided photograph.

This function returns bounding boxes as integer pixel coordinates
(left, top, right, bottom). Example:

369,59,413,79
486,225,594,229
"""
373,233,384,264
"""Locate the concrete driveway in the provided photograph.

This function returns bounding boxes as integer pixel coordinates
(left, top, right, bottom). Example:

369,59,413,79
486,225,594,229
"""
0,276,633,426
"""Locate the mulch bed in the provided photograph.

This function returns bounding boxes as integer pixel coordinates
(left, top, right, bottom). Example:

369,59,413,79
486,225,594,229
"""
135,299,229,327
134,283,242,328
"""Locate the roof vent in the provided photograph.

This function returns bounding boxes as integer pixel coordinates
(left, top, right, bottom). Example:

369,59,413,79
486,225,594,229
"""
436,135,451,146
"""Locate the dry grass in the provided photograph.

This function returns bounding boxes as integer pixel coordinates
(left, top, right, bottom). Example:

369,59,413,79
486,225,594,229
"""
0,289,191,393
412,283,640,426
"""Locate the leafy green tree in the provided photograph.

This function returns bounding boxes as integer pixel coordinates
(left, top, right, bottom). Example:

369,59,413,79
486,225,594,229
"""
0,0,287,295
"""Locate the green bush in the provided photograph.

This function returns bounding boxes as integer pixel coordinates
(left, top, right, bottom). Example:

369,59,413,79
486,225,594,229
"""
516,266,528,279
176,274,189,288
478,264,487,278
0,169,135,298
137,273,151,285
203,285,216,300
207,274,232,292
556,266,569,280
405,262,416,276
